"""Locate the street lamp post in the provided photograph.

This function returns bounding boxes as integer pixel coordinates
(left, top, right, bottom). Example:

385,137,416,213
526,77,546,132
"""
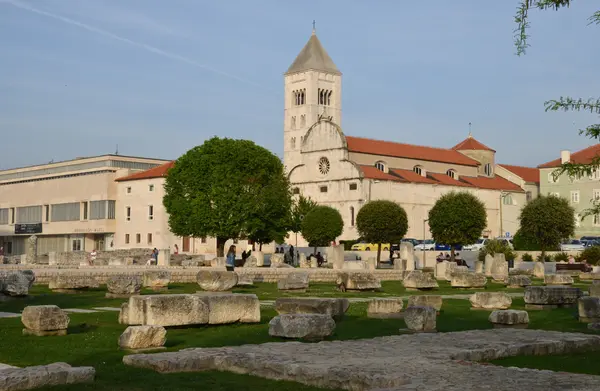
499,192,508,238
423,218,429,268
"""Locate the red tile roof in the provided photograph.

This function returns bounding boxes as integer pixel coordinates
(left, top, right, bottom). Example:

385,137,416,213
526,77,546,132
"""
498,164,540,184
452,136,495,152
359,165,404,181
460,175,524,192
538,144,600,168
428,172,473,187
116,161,175,182
346,136,480,167
390,168,439,184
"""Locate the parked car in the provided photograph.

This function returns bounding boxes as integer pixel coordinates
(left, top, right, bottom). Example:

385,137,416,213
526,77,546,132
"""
582,239,600,248
414,239,435,251
581,236,600,242
560,239,586,251
462,238,489,251
351,242,391,251
434,243,463,251
401,238,420,247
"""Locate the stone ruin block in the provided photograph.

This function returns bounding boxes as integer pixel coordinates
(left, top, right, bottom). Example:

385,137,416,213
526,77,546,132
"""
407,295,443,312
336,272,381,292
524,286,582,309
21,305,70,336
450,272,487,289
489,310,529,328
506,275,532,288
367,298,403,319
120,293,260,327
275,297,349,320
197,270,237,292
403,270,438,290
277,271,309,291
0,363,95,389
269,314,335,340
143,270,171,290
469,292,512,310
0,270,35,297
106,275,142,298
48,275,99,292
119,325,166,351
578,297,600,323
544,274,574,285
403,306,436,332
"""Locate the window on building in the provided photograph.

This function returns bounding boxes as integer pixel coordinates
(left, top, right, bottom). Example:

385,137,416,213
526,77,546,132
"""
107,200,116,219
413,166,423,176
291,137,296,149
291,116,296,129
82,202,88,220
201,236,207,244
51,203,80,222
149,184,154,192
446,169,457,179
5,242,12,254
44,205,50,222
595,214,600,226
320,186,328,193
136,233,141,244
300,115,306,127
349,183,358,190
148,205,154,221
0,208,8,225
375,161,386,172
484,163,493,176
503,194,513,205
126,186,132,194
16,206,43,224
292,187,300,195
350,206,355,227
526,192,532,202
571,190,580,203
126,206,131,221
125,234,130,244
594,189,600,201
548,172,558,183
10,208,15,224
72,239,82,251
147,233,153,245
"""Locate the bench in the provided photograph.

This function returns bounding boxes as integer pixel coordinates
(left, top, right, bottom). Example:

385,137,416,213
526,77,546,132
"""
556,263,592,272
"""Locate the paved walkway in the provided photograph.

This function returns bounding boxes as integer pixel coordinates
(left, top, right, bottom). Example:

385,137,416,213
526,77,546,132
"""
124,329,600,391
0,307,122,318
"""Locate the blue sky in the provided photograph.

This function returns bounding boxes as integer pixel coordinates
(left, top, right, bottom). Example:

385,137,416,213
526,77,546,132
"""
1,0,599,170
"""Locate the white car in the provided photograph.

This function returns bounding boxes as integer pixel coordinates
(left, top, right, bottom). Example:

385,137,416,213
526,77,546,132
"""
414,239,435,251
462,238,489,251
560,239,586,251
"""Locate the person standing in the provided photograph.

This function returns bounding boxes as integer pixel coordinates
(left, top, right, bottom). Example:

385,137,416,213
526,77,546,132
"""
226,245,236,272
152,248,159,265
89,248,97,266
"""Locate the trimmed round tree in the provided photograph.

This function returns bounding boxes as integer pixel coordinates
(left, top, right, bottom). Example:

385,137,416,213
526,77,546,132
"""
301,205,344,253
428,191,487,261
356,200,408,262
163,137,292,257
518,194,575,260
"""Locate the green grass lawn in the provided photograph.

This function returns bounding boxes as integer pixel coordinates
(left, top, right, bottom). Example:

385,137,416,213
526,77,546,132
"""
0,281,598,390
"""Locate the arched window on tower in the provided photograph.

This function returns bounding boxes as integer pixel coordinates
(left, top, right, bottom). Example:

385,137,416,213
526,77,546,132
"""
350,206,355,227
301,89,306,105
291,116,296,129
300,115,306,127
413,165,423,176
291,137,296,149
327,90,332,106
318,89,323,105
446,169,457,179
375,161,386,172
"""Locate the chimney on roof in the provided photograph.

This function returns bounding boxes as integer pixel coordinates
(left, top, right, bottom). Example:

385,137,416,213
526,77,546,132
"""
561,150,571,164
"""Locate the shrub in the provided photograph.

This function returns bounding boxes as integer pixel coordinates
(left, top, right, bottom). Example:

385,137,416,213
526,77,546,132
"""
553,252,569,262
301,205,344,253
512,229,541,251
521,253,534,262
479,239,516,261
580,246,600,266
536,254,552,262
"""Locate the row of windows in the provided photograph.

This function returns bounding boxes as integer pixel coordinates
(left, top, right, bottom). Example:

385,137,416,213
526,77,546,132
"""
291,89,333,106
376,161,462,180
292,182,358,195
290,115,306,129
548,170,600,184
0,201,116,225
125,233,153,245
125,205,154,221
125,184,155,193
0,170,115,186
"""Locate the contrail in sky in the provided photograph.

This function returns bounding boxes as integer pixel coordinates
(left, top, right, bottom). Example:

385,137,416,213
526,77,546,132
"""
3,0,271,91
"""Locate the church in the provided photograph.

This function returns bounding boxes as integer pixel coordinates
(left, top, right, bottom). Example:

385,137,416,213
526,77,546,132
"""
284,29,539,245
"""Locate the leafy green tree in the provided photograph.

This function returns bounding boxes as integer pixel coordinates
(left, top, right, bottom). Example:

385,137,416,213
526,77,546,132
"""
356,200,408,262
301,205,344,253
428,192,487,261
580,246,600,266
246,175,293,251
515,1,600,218
290,195,318,246
163,137,292,257
477,239,516,263
512,228,542,251
518,195,575,260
